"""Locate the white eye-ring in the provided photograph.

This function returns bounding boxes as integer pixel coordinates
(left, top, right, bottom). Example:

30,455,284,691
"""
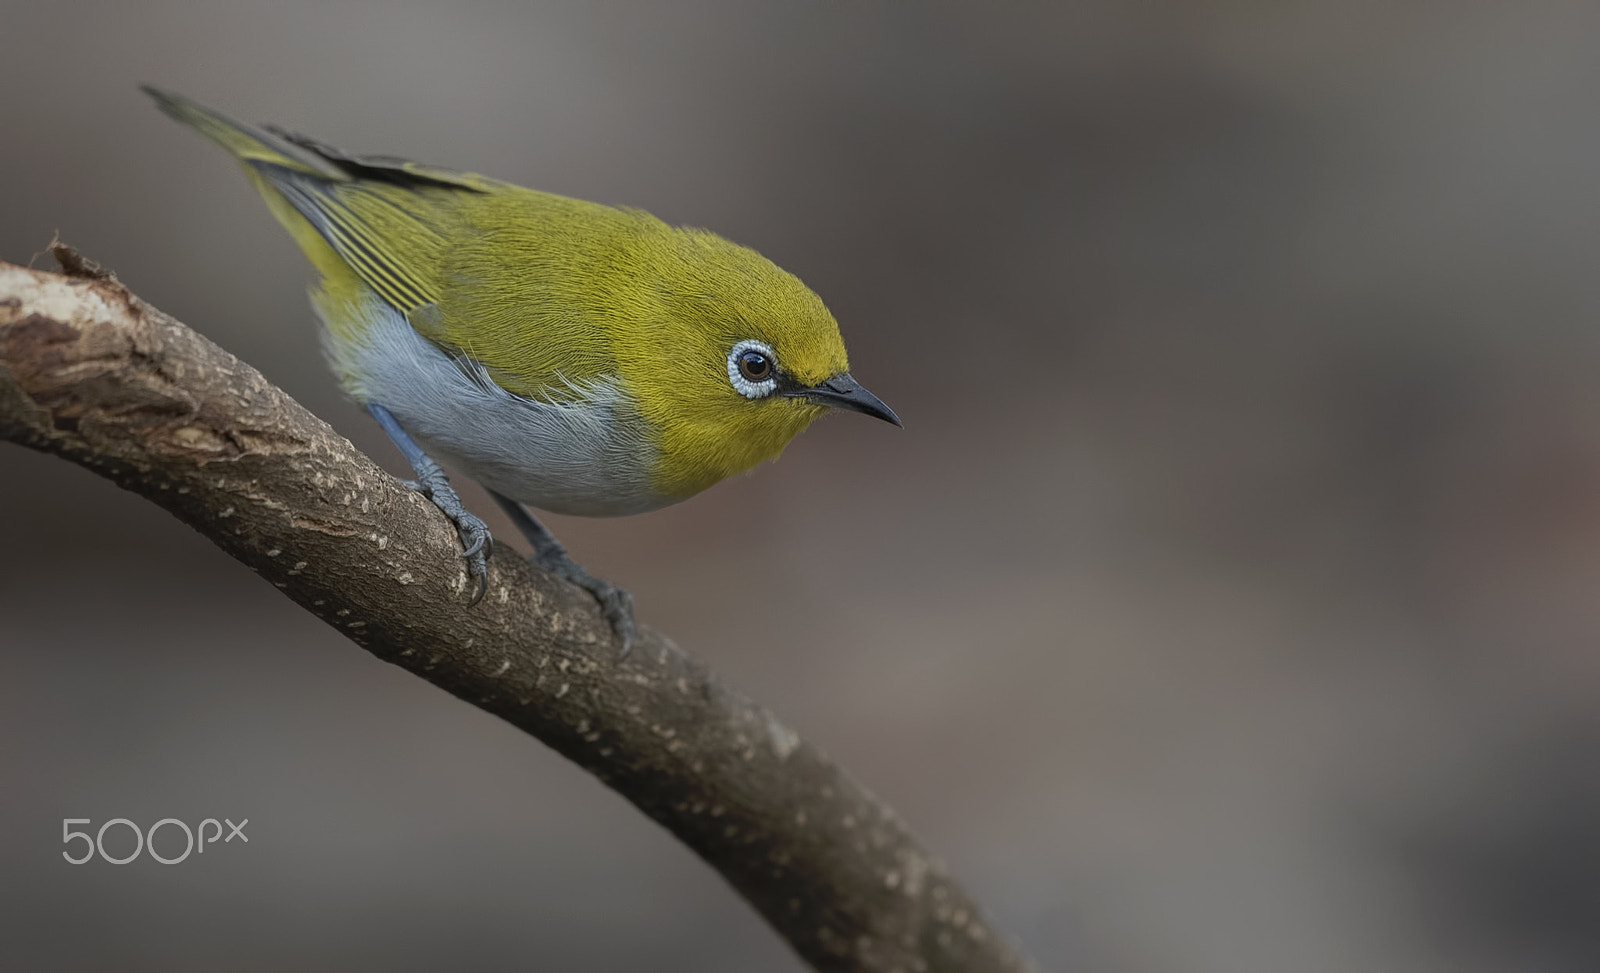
727,339,779,399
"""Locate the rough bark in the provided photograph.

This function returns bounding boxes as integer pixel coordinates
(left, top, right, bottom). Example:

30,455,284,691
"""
0,249,1036,973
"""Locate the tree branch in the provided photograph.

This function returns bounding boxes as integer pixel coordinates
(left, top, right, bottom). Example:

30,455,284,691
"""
0,250,1035,973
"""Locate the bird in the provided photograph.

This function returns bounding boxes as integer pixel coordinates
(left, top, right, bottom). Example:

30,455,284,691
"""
144,87,900,656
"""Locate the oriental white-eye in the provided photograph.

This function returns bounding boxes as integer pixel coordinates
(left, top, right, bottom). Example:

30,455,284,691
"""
144,88,900,655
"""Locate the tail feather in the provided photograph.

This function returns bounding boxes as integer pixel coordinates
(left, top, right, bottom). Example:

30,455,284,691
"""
144,87,448,316
141,86,332,176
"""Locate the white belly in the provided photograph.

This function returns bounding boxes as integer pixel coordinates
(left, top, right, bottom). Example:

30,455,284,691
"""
320,297,669,517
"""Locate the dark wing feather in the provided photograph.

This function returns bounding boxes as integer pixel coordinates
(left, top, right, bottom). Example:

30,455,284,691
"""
265,126,497,193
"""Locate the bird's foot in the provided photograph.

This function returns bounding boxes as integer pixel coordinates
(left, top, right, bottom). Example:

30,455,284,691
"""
403,466,491,605
484,490,635,659
534,546,636,659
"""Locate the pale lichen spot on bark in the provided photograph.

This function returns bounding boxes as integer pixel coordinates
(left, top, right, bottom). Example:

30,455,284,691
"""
172,424,229,452
766,718,800,761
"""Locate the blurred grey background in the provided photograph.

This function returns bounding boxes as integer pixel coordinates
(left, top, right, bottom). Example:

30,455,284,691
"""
5,2,1600,970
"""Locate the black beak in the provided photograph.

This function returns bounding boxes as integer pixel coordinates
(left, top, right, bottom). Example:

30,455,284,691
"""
795,373,902,427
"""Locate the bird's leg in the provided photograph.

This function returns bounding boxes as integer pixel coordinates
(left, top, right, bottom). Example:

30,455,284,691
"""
488,490,636,659
366,402,491,604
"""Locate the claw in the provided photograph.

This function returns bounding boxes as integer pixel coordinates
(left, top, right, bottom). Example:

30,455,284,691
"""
460,530,490,560
466,560,489,606
403,463,493,607
449,513,492,606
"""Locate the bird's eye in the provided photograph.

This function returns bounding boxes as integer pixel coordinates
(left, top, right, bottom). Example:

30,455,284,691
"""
738,350,772,381
727,339,779,399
